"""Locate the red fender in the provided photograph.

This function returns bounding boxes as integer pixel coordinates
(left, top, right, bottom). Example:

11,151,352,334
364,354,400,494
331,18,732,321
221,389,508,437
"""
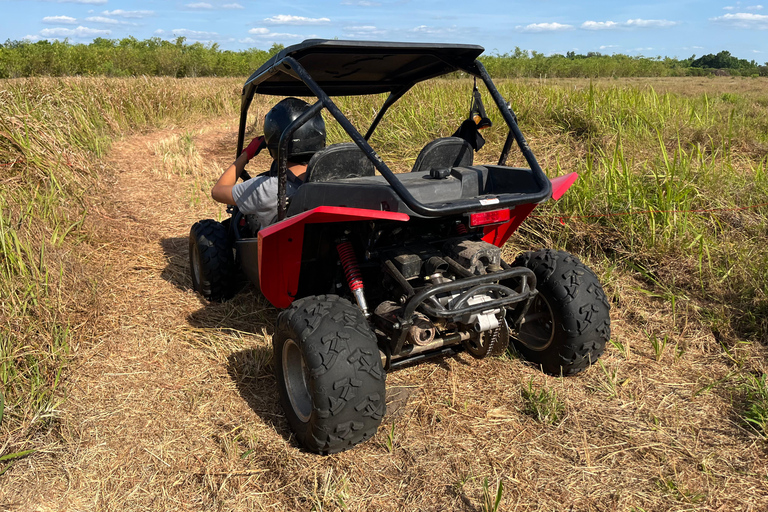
482,172,578,247
258,206,409,308
550,172,579,201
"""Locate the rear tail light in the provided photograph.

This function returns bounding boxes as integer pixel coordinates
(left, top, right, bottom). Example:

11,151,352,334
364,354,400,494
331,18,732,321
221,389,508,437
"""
468,208,511,227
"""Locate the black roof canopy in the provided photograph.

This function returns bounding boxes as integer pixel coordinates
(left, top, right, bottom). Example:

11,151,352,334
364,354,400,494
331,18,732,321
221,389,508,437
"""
243,39,485,98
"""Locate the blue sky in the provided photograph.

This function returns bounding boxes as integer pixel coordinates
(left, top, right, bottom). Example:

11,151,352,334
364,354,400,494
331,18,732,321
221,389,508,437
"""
1,0,766,61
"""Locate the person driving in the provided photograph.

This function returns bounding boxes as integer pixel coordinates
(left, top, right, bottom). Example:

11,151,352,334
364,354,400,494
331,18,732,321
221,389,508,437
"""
211,97,326,228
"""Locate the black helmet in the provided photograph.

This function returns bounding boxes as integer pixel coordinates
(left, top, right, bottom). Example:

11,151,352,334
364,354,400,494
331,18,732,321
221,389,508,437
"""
263,97,326,161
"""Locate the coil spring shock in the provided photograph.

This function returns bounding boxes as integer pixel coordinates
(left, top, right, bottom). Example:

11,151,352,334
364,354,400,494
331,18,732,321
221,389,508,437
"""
456,222,468,235
337,241,369,316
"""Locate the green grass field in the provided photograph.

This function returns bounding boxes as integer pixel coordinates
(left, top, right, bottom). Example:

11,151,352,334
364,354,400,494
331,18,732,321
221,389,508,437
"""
1,75,768,510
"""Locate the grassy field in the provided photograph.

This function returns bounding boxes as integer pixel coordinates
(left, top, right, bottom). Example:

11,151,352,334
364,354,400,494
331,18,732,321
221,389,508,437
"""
1,75,768,510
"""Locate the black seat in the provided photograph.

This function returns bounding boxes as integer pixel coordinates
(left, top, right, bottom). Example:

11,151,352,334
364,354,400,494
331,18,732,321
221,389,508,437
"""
304,142,376,183
411,137,473,173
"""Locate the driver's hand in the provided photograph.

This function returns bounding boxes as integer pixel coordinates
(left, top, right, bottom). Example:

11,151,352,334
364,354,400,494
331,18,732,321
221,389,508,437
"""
243,135,266,161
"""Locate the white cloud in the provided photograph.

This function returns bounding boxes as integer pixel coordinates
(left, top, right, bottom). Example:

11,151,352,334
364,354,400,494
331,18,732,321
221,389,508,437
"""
724,3,764,10
410,25,460,35
581,19,677,30
518,22,573,32
40,25,111,37
222,3,244,8
711,12,768,28
626,19,677,27
86,16,134,25
102,10,154,18
344,25,383,32
599,44,619,50
185,2,213,8
172,28,220,39
23,35,41,41
248,27,303,38
42,15,78,24
343,25,387,37
341,0,381,5
582,21,620,30
263,14,331,25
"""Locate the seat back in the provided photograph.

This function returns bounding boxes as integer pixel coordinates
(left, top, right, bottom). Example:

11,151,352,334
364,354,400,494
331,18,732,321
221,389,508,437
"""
304,142,376,183
411,137,473,173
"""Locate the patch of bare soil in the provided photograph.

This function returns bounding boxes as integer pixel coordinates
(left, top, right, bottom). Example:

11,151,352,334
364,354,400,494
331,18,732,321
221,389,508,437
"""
3,118,768,512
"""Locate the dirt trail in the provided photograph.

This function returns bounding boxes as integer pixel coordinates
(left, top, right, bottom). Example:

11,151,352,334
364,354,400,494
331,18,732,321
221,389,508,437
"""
15,119,292,510
6,118,768,512
11,119,418,511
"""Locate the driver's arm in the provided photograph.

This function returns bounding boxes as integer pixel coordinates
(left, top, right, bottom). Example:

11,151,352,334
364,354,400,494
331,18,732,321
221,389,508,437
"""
211,152,249,205
211,136,265,205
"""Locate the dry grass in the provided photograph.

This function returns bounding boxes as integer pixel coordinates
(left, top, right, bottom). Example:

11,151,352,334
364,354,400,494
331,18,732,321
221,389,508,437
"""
2,77,768,511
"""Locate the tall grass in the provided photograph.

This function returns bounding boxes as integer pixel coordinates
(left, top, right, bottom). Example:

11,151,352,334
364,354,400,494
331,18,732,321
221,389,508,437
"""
2,75,768,457
0,77,241,456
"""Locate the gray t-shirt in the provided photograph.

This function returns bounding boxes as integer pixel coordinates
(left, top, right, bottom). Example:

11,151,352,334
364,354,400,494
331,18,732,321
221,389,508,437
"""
231,173,301,228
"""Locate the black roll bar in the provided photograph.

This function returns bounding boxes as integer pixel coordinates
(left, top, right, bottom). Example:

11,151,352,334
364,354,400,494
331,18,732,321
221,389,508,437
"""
257,56,552,220
363,85,412,141
276,100,325,221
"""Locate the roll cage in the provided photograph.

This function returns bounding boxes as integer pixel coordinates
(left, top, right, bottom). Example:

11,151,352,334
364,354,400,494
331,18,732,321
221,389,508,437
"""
236,39,552,221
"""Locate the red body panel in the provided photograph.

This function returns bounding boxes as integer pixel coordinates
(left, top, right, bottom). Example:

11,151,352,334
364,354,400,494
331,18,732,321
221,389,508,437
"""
550,172,579,201
258,206,410,308
482,172,578,247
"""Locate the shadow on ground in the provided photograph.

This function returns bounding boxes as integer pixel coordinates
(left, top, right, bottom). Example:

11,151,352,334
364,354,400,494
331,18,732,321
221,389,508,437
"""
226,347,294,445
160,236,193,293
160,234,434,447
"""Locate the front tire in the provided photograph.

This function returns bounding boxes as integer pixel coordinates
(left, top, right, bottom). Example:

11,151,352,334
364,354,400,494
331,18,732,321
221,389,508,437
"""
509,249,611,376
274,295,386,454
189,219,236,301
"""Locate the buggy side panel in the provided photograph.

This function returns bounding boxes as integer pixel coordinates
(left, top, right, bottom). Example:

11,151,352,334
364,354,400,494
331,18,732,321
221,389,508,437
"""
482,173,578,247
481,203,538,247
550,172,579,201
257,206,409,308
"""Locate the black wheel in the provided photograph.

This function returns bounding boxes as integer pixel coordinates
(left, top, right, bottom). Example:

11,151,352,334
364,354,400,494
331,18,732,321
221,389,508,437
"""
508,249,610,376
189,219,236,301
274,295,386,454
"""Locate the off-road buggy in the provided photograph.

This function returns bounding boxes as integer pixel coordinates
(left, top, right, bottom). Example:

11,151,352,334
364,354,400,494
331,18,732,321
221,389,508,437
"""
189,40,611,454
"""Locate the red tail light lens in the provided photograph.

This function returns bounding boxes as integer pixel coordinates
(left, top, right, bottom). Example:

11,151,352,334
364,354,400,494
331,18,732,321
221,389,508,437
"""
468,209,511,227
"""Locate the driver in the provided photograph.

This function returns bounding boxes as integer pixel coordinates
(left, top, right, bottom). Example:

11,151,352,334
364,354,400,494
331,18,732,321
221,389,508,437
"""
211,97,326,228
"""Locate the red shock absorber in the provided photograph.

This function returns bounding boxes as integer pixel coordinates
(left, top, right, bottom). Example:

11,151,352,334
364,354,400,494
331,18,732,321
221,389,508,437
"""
456,222,468,235
337,241,369,315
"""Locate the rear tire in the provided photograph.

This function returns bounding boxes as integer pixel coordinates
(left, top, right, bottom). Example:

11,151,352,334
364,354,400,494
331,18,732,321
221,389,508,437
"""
189,219,236,301
509,249,610,376
274,295,386,454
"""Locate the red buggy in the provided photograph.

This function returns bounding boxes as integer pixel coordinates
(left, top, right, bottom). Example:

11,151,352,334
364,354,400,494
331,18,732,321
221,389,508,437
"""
189,40,611,454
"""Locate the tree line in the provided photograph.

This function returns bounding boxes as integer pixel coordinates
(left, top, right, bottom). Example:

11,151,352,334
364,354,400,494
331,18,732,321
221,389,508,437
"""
1,37,766,79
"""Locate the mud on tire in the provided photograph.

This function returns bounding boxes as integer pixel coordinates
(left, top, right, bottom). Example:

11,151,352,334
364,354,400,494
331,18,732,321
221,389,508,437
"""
509,249,611,376
274,295,386,454
189,219,236,301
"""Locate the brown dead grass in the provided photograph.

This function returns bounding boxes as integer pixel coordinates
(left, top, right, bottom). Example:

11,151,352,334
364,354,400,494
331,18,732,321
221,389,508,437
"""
2,109,768,512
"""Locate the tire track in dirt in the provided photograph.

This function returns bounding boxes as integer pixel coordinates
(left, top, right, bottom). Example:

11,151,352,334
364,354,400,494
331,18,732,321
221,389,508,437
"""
19,118,294,510
9,118,425,512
